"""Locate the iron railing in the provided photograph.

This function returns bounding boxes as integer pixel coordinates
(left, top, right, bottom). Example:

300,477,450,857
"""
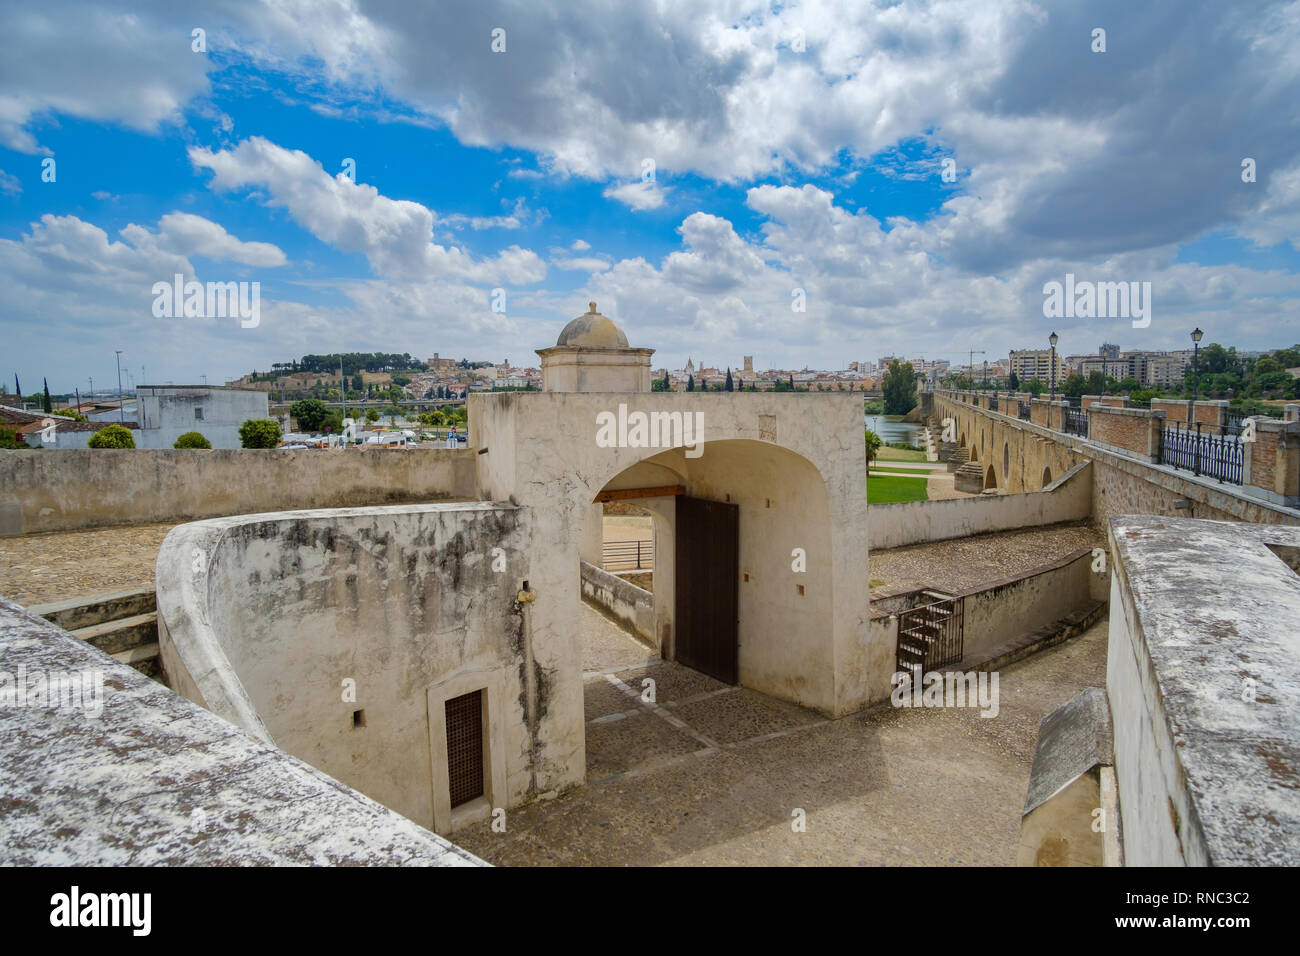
896,593,965,675
1018,401,1032,421
1063,408,1088,437
1158,423,1243,484
601,539,654,571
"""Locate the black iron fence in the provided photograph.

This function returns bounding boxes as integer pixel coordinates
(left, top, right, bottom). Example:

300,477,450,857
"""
602,539,654,571
1158,423,1243,484
1018,401,1032,421
896,594,965,674
1063,407,1088,437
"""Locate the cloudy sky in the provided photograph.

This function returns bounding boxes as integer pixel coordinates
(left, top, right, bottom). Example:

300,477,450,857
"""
2,0,1298,393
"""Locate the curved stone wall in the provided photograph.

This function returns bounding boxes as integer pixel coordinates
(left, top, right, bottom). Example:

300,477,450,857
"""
156,502,548,833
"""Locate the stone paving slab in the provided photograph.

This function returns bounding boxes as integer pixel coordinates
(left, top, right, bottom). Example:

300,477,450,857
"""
586,709,702,780
669,688,818,746
455,612,1110,866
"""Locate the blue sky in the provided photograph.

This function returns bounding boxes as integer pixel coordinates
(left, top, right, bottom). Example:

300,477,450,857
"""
1,0,1298,394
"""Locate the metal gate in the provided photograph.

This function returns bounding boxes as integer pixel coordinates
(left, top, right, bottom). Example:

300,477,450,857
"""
896,591,965,674
445,689,484,808
674,495,739,684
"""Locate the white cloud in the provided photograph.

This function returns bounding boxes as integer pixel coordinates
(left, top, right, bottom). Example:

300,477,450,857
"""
121,212,287,267
189,136,546,284
603,180,668,211
572,239,591,251
0,169,20,196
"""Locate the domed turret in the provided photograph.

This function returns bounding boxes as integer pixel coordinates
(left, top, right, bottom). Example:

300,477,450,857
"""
555,302,629,349
536,301,654,392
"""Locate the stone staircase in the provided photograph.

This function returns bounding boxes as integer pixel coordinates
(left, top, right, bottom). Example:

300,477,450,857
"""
28,587,163,682
944,445,969,472
954,460,985,493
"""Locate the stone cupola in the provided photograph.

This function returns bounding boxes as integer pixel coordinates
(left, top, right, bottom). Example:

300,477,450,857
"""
536,302,655,392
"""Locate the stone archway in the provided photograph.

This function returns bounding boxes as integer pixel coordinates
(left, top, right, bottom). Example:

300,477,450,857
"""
583,439,835,703
1042,465,1053,488
984,463,998,490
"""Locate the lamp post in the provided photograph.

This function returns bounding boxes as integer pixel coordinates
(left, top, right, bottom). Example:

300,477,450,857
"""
114,350,124,423
1191,327,1203,402
1048,331,1059,402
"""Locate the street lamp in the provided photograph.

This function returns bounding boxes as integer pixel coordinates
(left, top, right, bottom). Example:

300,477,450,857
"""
1191,327,1203,402
1048,331,1059,402
115,350,124,423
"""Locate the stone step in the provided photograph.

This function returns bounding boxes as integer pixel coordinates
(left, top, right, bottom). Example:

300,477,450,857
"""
29,587,156,632
111,643,162,681
70,612,158,656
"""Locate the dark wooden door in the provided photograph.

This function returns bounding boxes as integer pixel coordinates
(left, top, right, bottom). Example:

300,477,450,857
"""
674,495,739,684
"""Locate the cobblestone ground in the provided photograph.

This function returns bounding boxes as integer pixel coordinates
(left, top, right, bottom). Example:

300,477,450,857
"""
869,519,1103,594
455,603,1108,866
0,523,179,606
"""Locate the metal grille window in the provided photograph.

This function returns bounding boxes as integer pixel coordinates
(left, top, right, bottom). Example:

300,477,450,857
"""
445,690,484,808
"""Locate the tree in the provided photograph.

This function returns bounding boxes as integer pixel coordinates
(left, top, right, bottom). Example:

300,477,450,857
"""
687,374,695,392
88,425,135,449
881,360,918,415
1022,377,1046,396
1061,373,1088,397
1008,371,1020,391
864,428,883,475
1115,376,1141,393
42,378,52,413
54,408,88,422
663,370,670,390
0,426,26,449
290,398,329,432
365,408,380,424
174,431,212,449
351,373,364,393
239,418,282,448
725,368,734,392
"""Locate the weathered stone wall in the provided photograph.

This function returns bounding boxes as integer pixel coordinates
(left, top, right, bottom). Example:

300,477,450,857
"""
959,549,1096,661
870,462,1092,550
156,503,547,836
0,447,477,535
931,390,1300,529
581,560,656,645
1087,405,1163,462
1106,516,1300,865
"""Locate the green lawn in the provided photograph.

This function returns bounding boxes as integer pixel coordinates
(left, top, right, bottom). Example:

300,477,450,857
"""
867,474,930,504
875,445,927,462
869,464,938,475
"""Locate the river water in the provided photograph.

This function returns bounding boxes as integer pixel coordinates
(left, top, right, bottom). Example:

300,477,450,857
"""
864,414,925,447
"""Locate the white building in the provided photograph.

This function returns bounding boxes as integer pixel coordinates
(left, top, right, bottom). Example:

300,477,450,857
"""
135,385,268,449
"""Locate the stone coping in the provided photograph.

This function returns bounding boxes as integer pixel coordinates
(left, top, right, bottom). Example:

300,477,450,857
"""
1107,515,1300,866
0,597,486,866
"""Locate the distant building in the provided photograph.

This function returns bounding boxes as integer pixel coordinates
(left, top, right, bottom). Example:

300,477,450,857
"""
135,385,268,449
1009,349,1069,385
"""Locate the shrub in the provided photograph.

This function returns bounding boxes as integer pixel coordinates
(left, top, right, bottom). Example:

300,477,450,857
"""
174,431,212,449
239,418,282,448
0,425,27,449
54,408,88,422
87,425,135,448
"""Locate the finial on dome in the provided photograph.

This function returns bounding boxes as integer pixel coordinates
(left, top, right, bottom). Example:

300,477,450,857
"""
588,301,597,313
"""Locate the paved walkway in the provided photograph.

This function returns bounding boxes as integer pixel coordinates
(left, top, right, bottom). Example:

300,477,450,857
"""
869,519,1102,594
454,602,1109,866
0,523,178,606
